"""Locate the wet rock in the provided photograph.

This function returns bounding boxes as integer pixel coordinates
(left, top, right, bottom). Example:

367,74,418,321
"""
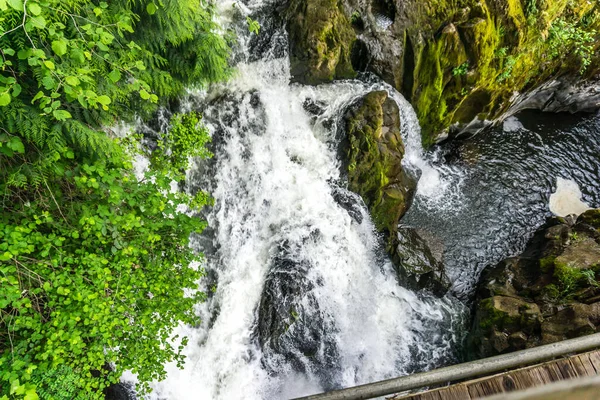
286,0,356,85
284,0,600,145
341,90,416,235
331,185,364,224
468,209,600,359
339,90,443,293
104,382,136,400
255,239,339,389
303,98,327,117
391,227,450,296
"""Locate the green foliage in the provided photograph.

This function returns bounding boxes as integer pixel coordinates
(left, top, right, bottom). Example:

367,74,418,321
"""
0,0,231,189
547,18,596,73
350,11,361,24
553,262,600,299
0,116,213,398
496,55,516,82
246,16,260,35
30,366,89,400
452,62,469,77
525,0,538,26
0,0,230,398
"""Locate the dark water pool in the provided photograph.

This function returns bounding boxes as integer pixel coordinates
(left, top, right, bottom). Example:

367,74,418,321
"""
403,110,600,298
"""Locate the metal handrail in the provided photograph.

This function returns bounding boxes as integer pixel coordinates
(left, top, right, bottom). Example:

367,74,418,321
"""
291,332,600,400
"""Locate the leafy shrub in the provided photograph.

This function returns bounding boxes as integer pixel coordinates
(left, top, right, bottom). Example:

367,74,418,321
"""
547,18,596,73
0,0,230,398
452,62,469,77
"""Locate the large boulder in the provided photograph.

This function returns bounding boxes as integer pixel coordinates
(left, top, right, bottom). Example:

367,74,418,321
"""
340,91,451,295
286,0,357,85
468,209,600,359
342,90,416,237
255,238,340,389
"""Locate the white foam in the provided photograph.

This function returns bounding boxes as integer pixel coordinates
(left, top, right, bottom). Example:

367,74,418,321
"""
549,177,591,217
502,116,525,133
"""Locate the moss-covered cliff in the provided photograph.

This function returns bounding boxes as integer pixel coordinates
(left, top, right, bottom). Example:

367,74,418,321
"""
286,0,600,146
403,0,600,146
469,210,600,359
286,0,357,84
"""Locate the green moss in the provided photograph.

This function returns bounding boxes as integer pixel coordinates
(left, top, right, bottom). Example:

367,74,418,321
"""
553,261,600,298
288,0,356,84
405,0,600,146
346,91,409,233
579,209,600,229
539,256,556,273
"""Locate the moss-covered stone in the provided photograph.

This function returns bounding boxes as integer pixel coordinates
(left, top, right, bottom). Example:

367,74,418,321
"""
343,91,415,235
287,0,357,85
379,0,600,145
468,210,600,360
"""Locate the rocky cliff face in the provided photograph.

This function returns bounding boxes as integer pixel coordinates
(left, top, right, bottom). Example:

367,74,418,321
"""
285,0,600,146
468,209,600,359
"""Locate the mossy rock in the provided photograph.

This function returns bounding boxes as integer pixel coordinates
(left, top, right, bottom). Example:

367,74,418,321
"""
468,210,600,359
392,227,450,296
343,90,415,235
287,0,356,85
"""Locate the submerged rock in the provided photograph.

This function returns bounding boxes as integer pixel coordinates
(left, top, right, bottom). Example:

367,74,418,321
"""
255,238,339,389
468,209,600,359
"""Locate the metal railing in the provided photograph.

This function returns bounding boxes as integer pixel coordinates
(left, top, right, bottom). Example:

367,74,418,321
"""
291,332,600,400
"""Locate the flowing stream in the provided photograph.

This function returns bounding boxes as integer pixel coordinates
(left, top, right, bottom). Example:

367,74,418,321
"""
141,1,600,398
146,1,464,398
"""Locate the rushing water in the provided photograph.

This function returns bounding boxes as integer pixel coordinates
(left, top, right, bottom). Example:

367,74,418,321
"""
143,1,466,399
404,111,600,297
137,1,600,398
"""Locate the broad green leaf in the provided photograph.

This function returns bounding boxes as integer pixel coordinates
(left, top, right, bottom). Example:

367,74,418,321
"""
7,0,22,11
146,2,157,15
24,389,39,400
0,91,10,106
108,69,121,83
12,84,21,97
65,76,80,86
27,2,41,15
3,48,15,56
43,60,55,70
52,109,72,121
29,15,46,29
139,89,150,100
97,95,111,106
51,40,68,56
8,137,24,153
0,0,7,11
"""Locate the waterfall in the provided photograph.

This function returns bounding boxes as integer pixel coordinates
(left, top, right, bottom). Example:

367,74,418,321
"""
143,2,465,399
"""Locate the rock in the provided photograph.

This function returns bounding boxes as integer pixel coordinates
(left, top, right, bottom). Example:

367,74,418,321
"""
255,238,339,390
284,0,600,145
104,382,136,400
342,90,416,236
286,0,356,85
468,210,600,359
392,227,450,296
339,91,447,293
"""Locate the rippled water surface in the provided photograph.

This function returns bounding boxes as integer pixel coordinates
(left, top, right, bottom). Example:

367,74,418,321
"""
404,111,600,296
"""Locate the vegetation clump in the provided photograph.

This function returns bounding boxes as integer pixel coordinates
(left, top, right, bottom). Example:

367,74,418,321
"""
0,0,231,398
